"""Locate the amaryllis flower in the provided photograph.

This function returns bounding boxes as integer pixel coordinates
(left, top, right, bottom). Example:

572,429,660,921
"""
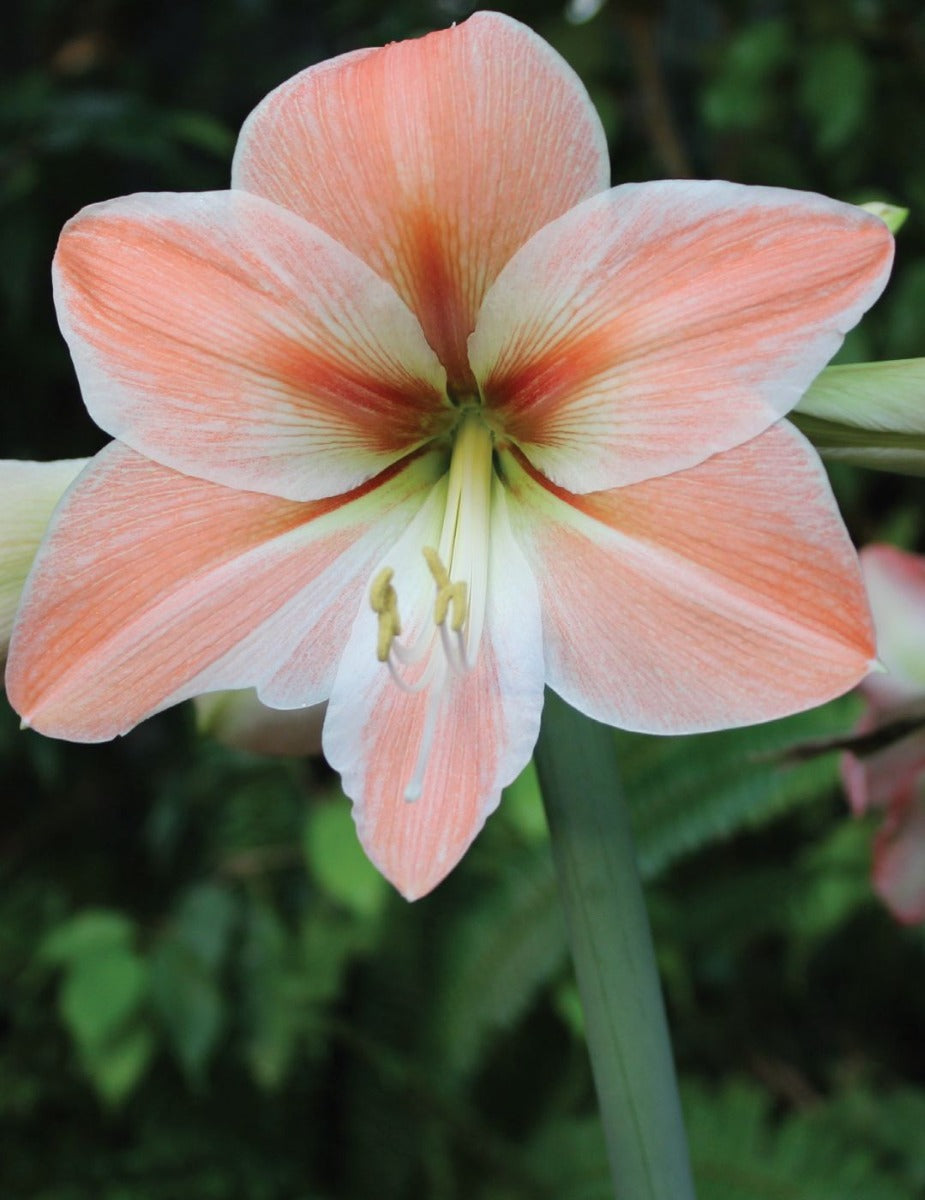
843,545,925,923
7,13,893,898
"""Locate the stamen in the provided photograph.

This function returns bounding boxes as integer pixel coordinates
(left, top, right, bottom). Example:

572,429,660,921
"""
370,567,401,662
423,546,468,632
421,545,449,589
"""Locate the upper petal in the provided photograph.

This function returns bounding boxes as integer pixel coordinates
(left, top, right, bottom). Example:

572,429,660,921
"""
54,191,450,502
472,182,893,492
323,474,544,899
6,442,443,740
232,12,609,390
502,421,875,734
0,458,89,655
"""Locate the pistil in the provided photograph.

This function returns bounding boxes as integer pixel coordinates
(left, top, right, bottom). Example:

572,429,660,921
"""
367,411,495,800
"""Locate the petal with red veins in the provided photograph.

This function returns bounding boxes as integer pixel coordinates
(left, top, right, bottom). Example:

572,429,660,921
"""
232,12,609,390
323,475,544,900
873,790,925,924
502,421,875,734
6,442,444,741
473,181,892,492
54,191,450,501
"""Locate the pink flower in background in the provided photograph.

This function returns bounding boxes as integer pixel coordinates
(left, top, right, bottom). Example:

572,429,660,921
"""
6,12,892,897
843,545,925,923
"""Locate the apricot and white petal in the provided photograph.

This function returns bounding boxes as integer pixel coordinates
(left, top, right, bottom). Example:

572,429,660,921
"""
502,421,875,734
232,12,609,390
473,181,893,492
857,544,925,710
6,442,444,741
0,458,89,655
873,790,925,924
54,191,450,501
323,476,544,899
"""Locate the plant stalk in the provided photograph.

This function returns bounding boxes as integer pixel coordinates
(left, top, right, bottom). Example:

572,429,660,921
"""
534,689,696,1200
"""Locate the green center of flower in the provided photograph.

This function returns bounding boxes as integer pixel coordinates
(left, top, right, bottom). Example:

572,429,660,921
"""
368,410,495,800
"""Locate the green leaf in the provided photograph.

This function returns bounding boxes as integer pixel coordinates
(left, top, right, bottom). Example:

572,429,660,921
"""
59,947,149,1049
239,902,299,1089
621,694,862,881
172,883,238,971
434,844,566,1079
149,938,224,1084
883,260,925,359
78,1023,155,1107
789,818,876,946
166,111,235,156
500,758,548,844
800,40,870,152
685,1078,909,1200
304,796,387,919
528,1117,612,1200
39,909,135,965
702,21,792,131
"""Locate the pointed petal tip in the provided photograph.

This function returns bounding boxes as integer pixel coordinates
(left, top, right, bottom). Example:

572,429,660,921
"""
358,829,458,902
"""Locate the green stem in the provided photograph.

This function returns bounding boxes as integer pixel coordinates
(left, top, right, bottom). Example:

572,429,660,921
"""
534,689,696,1200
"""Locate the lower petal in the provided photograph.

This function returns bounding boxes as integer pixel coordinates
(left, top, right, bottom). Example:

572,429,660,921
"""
323,477,544,899
6,442,442,740
503,421,875,734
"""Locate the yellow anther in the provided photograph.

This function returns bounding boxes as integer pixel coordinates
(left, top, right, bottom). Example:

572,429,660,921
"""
436,580,468,631
422,546,450,588
423,547,468,631
370,567,396,614
370,567,401,662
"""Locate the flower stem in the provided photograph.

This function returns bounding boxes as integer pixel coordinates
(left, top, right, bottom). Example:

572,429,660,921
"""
534,689,696,1200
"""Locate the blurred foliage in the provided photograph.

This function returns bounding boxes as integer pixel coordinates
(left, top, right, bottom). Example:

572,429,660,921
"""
3,0,925,1197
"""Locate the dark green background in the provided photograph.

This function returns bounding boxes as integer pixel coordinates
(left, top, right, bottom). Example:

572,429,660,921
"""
3,2,925,1197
